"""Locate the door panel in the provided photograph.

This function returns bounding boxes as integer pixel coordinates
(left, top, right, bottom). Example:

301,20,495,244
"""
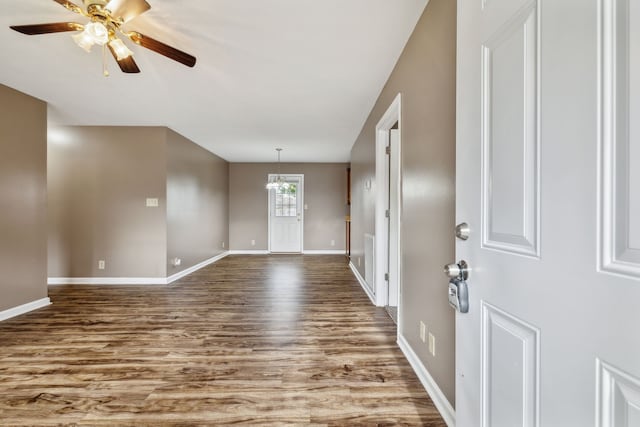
597,360,640,427
269,175,303,253
600,0,640,276
481,2,539,256
482,302,539,427
456,0,640,425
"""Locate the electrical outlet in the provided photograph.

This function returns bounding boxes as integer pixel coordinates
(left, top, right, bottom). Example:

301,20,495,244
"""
171,258,182,267
428,332,436,356
330,239,335,247
98,260,105,270
420,321,426,342
251,239,256,246
357,257,361,267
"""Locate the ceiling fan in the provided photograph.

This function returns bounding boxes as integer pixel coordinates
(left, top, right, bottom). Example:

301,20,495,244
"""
10,0,196,75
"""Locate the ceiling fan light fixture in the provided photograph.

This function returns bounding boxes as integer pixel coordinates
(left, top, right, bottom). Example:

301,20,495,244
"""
85,22,109,45
72,22,109,52
72,30,95,52
10,0,197,74
109,38,133,60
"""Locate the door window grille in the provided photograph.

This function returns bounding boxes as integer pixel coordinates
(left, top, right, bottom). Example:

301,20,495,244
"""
275,184,297,217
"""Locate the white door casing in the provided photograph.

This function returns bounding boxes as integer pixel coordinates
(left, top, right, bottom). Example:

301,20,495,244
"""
268,174,303,253
456,0,640,426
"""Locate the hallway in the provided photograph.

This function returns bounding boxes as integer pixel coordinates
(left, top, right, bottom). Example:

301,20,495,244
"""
0,255,446,425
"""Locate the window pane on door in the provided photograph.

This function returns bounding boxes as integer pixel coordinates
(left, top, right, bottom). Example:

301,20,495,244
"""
275,183,297,217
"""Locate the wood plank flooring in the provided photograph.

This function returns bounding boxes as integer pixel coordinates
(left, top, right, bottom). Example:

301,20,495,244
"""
0,255,446,426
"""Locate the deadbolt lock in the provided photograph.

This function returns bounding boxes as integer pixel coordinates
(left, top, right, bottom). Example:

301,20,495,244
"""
455,222,470,240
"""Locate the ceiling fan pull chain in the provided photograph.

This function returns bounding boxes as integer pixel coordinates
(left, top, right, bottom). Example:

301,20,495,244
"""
102,44,110,77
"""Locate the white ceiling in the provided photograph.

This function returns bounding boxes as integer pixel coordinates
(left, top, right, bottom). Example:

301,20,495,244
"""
0,0,427,162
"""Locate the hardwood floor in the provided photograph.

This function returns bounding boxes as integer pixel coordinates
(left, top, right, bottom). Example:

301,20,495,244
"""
0,255,447,426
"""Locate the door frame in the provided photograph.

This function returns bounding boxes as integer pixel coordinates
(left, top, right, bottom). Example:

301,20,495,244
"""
374,93,402,329
267,173,304,253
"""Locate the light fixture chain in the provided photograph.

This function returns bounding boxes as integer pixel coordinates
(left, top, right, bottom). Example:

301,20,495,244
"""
102,44,109,77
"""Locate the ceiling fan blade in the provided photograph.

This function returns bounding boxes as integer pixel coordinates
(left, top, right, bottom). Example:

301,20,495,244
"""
127,32,196,67
10,22,83,35
52,0,84,15
108,44,141,73
106,0,151,23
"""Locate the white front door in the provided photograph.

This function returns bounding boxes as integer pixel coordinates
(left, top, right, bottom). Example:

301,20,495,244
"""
269,174,303,253
457,0,640,426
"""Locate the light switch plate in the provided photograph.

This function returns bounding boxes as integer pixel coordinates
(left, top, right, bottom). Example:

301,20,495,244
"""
146,198,159,207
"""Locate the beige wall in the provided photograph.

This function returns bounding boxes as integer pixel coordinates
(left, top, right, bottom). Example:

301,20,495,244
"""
229,163,348,251
48,126,168,278
349,0,457,405
166,129,229,276
0,84,48,311
48,126,230,279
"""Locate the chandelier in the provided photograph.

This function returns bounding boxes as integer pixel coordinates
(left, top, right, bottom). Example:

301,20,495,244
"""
265,148,290,190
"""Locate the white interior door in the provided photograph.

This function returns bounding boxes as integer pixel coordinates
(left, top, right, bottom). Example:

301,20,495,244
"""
269,175,303,253
388,129,400,314
456,0,640,426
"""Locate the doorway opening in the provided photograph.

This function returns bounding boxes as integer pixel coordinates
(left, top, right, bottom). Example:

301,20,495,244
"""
385,122,400,323
268,174,304,253
375,94,402,329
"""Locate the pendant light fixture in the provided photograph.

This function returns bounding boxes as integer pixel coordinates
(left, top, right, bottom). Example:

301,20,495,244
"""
266,148,290,190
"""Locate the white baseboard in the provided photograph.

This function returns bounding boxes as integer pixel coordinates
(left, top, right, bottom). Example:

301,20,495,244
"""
349,261,376,305
49,252,230,286
397,334,456,426
228,250,344,255
48,277,167,285
167,251,229,284
0,297,51,322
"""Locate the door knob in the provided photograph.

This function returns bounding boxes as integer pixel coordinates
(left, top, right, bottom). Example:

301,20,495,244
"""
444,260,469,281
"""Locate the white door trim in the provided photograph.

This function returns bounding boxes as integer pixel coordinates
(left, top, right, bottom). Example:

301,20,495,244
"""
267,174,304,253
375,93,402,315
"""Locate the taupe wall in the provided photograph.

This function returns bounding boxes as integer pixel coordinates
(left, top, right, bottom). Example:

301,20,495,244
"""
166,129,229,275
229,163,348,251
48,127,168,278
0,84,48,311
349,0,457,405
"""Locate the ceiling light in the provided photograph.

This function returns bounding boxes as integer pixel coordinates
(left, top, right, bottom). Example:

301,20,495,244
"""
72,30,94,52
266,148,290,190
108,38,133,60
85,22,109,45
72,22,109,52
